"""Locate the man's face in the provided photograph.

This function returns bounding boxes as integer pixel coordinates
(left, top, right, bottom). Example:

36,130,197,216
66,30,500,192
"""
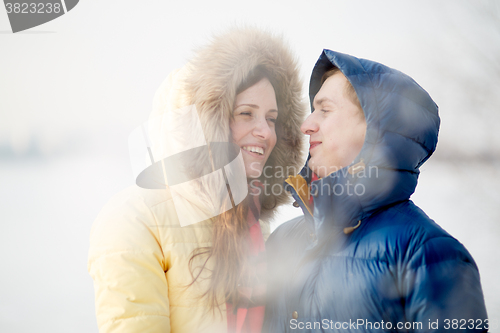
301,72,366,178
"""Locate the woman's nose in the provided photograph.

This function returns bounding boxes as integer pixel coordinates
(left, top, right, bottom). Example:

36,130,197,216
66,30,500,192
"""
253,117,272,139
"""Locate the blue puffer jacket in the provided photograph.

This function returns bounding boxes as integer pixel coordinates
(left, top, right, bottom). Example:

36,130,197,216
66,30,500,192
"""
263,50,488,332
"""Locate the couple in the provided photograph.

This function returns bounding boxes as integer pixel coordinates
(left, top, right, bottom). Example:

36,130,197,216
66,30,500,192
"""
88,28,488,332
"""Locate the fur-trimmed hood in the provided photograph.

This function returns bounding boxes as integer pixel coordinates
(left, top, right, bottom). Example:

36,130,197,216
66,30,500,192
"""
149,27,306,222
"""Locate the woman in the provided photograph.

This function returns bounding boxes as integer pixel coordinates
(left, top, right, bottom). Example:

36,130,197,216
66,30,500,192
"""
88,27,305,333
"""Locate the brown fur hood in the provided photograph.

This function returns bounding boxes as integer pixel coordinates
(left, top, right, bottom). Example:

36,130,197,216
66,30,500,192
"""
151,27,306,221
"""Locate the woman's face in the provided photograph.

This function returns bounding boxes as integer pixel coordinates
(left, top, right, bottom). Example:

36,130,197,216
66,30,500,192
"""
231,77,278,178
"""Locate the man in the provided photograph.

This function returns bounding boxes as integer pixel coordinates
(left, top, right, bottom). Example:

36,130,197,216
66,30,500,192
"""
263,50,488,332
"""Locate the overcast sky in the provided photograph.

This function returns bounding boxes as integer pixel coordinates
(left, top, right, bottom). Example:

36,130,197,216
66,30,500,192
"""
1,0,499,159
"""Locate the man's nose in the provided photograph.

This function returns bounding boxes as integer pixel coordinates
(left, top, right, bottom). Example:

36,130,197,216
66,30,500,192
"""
301,112,319,135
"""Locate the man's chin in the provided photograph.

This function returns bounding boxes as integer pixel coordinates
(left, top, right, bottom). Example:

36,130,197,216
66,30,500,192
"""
308,160,319,174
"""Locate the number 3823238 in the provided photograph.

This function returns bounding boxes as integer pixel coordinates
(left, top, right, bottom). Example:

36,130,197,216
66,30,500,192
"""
443,319,497,330
5,2,62,14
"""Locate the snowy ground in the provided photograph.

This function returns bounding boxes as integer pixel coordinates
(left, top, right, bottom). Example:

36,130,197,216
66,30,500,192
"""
0,152,499,332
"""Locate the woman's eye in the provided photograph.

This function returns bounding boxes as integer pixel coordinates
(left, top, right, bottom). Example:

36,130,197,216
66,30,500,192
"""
240,111,252,116
267,118,277,124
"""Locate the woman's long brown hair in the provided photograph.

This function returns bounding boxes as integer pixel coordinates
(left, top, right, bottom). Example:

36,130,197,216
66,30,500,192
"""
188,200,251,313
188,66,276,313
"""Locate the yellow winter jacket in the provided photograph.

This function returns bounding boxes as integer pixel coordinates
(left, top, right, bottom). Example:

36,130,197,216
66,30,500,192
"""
88,27,306,333
88,185,270,332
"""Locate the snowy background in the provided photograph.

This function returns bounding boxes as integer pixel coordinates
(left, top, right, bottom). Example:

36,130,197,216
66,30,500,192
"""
1,0,499,332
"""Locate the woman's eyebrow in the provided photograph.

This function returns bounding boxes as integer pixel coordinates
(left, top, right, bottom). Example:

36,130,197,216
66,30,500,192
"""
234,103,259,109
234,105,278,113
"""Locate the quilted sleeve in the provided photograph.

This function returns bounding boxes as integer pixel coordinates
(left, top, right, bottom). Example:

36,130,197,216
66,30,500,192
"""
88,192,170,332
402,236,489,332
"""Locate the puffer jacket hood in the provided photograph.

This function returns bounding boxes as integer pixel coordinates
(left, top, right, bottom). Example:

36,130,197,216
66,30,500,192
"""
149,27,306,222
291,49,440,236
264,50,487,333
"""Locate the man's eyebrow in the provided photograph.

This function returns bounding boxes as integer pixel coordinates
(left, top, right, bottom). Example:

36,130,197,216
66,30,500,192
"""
314,97,336,105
